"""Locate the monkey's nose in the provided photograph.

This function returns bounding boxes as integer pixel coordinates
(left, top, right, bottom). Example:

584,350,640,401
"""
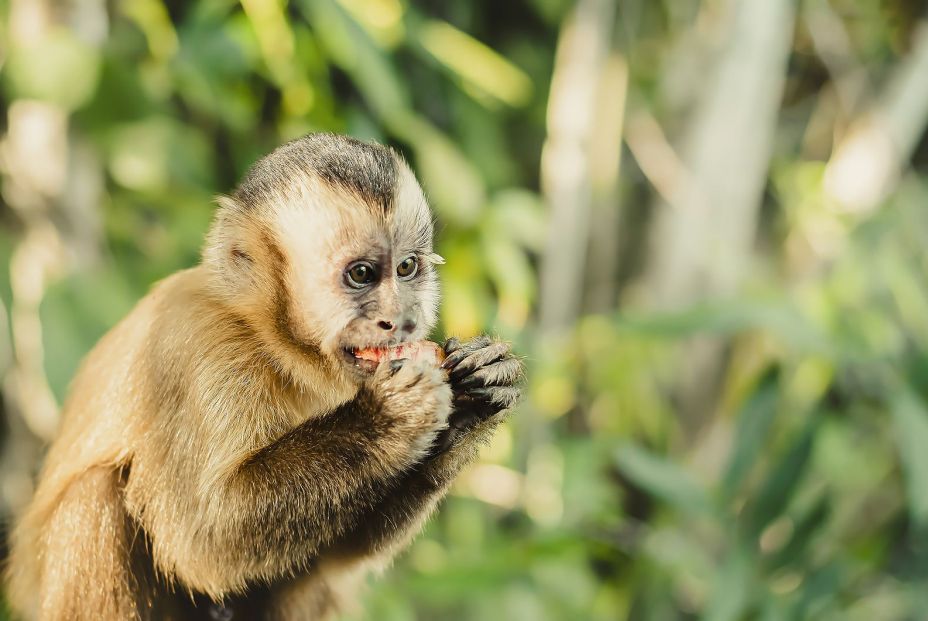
400,319,417,335
377,320,395,332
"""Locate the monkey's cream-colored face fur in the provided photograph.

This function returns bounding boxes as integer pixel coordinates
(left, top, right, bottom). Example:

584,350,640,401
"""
205,144,440,382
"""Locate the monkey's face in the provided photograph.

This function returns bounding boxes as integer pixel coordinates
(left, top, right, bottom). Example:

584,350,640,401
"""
204,135,443,382
262,164,441,378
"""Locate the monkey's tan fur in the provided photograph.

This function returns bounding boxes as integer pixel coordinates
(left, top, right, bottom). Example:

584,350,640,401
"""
6,134,522,620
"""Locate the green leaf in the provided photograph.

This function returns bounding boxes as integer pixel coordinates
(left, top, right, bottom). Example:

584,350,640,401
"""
614,299,828,354
702,545,754,621
741,416,820,538
890,386,928,527
4,29,101,110
614,443,712,514
404,120,487,226
722,371,780,497
789,563,842,620
765,494,830,570
486,189,547,252
417,19,533,107
297,0,409,118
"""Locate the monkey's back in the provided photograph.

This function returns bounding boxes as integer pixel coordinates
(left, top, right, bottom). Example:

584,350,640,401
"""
6,265,347,617
5,269,206,616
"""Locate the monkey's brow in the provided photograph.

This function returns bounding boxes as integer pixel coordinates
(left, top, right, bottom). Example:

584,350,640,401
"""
393,247,441,261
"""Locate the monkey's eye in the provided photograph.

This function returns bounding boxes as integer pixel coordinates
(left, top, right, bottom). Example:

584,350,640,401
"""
396,256,418,280
345,261,378,288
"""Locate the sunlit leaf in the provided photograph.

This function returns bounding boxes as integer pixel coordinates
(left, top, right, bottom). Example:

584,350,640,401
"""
122,0,180,61
297,0,409,117
417,20,533,107
482,234,535,330
5,29,101,110
404,120,486,226
486,189,548,252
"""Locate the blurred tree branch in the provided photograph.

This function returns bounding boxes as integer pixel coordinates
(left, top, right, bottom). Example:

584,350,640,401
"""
637,0,796,439
584,53,628,314
0,0,107,516
824,21,928,216
804,0,870,116
538,0,616,334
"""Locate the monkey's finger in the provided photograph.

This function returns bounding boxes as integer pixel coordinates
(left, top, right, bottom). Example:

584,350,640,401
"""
443,337,462,355
430,414,480,457
457,357,523,390
451,396,503,424
371,358,400,384
448,392,499,416
441,336,485,370
448,342,510,382
389,358,408,376
448,408,484,430
431,428,457,455
449,400,496,430
465,386,521,409
441,335,492,371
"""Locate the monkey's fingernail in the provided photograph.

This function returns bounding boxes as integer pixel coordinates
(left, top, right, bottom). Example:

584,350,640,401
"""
466,387,495,401
443,337,461,355
441,351,463,370
457,374,483,389
450,362,478,381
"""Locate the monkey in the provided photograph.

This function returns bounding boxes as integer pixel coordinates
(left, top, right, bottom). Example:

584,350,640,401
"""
6,133,522,620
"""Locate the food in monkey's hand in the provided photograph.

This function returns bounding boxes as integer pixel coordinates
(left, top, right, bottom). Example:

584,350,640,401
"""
352,340,446,367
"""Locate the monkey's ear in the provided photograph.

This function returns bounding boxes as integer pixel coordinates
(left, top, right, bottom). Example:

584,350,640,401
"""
203,195,254,277
230,246,255,265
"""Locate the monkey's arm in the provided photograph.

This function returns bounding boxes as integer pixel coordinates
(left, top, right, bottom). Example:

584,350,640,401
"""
186,361,451,589
329,336,521,558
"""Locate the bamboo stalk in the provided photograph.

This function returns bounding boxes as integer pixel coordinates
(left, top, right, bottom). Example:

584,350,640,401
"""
638,0,796,438
538,0,617,334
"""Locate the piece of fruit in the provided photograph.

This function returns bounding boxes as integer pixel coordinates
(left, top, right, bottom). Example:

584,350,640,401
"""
353,340,445,366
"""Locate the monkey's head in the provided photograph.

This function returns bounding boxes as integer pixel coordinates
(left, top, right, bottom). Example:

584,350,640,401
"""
203,133,442,383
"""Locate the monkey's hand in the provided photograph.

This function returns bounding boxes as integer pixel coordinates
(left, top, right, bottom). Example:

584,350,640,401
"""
330,338,520,558
370,358,453,462
433,336,523,454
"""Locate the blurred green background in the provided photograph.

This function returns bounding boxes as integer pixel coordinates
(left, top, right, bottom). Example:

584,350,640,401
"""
2,0,928,619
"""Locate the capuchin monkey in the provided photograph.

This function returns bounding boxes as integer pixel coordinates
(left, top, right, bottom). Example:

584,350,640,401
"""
6,133,522,620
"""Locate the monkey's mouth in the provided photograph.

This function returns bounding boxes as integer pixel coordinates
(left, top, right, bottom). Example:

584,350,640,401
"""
340,341,445,373
340,347,383,373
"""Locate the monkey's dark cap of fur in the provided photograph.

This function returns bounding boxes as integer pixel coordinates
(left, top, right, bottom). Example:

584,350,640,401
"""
233,133,398,214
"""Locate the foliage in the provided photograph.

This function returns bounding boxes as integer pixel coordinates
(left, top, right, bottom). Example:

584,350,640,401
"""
1,0,928,619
